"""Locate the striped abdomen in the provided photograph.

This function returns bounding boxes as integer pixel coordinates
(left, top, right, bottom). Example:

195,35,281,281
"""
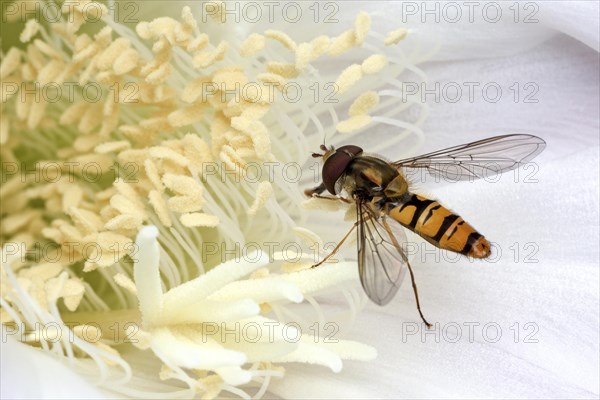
387,193,491,258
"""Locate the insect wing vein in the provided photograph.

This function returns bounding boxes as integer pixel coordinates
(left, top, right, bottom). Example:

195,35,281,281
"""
357,200,408,306
393,134,546,181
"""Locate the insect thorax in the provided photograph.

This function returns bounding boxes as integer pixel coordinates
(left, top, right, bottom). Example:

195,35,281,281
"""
339,156,408,200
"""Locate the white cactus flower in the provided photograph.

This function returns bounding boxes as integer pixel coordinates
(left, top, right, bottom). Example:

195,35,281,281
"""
0,2,427,398
2,1,598,399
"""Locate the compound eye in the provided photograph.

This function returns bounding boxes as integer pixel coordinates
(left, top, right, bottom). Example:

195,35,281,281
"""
322,145,363,194
322,155,349,194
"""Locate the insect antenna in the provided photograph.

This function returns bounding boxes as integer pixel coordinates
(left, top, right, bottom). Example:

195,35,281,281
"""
312,143,331,158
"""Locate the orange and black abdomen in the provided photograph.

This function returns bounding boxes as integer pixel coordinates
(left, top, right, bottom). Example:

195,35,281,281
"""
387,194,491,258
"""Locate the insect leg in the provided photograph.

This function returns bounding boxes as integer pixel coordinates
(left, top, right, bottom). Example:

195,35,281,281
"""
311,222,358,268
380,216,433,329
310,194,352,203
304,182,327,197
406,261,433,329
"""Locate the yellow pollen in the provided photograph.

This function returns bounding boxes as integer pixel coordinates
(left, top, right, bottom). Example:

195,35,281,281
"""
337,115,372,133
361,54,388,75
168,104,207,127
148,190,173,227
192,41,229,68
354,12,371,46
95,141,131,154
247,181,273,216
385,28,408,45
180,213,219,227
267,62,300,79
328,30,356,56
150,146,190,167
349,91,380,116
310,35,331,59
335,64,363,94
113,48,139,75
239,33,266,57
265,30,297,51
295,43,312,71
257,72,287,89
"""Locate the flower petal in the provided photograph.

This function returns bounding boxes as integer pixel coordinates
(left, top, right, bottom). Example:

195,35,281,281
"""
208,277,304,304
158,299,260,325
150,327,246,370
161,251,270,314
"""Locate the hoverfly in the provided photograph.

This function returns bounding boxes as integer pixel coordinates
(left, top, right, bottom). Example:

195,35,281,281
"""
305,134,546,327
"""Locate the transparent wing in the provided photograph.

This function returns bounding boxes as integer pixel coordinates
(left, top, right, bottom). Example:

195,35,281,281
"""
393,134,546,181
357,200,409,305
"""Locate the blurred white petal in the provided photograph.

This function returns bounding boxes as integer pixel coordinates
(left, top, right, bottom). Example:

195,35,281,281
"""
1,339,109,399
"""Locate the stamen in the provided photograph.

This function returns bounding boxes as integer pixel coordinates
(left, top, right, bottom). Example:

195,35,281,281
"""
264,30,297,51
247,181,273,216
385,28,408,45
0,6,428,397
239,33,265,57
362,54,388,75
354,12,371,46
